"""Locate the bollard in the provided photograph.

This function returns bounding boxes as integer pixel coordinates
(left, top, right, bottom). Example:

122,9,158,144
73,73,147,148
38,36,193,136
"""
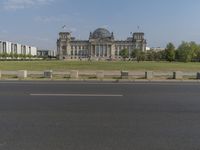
197,72,200,79
70,70,79,79
96,71,104,79
173,71,183,79
145,71,154,80
44,70,53,79
121,71,129,79
18,70,27,79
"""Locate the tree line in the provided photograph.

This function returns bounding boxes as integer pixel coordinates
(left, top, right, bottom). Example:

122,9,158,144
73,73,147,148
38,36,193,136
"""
120,41,200,62
0,52,34,60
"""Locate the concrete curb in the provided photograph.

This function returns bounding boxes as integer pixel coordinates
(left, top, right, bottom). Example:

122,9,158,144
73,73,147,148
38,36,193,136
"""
1,78,200,83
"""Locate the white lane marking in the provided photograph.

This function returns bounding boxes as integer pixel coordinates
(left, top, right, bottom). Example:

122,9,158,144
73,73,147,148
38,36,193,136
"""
30,94,123,97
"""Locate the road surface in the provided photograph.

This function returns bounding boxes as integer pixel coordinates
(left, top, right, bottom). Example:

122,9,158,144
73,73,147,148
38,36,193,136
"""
0,81,200,150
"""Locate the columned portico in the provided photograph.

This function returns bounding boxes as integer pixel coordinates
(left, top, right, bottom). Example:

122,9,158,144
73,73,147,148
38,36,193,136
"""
91,44,113,58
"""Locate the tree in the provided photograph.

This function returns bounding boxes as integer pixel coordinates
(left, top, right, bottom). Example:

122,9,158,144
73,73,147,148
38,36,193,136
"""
9,52,14,59
18,54,26,60
189,41,200,61
176,41,193,62
0,53,3,60
14,53,19,59
27,54,32,60
165,43,175,62
119,49,129,60
146,50,156,61
155,51,165,61
195,50,200,62
2,52,8,60
131,49,146,62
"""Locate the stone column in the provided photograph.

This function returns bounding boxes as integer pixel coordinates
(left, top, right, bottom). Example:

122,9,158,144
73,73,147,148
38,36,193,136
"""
94,45,97,57
107,45,110,57
95,45,97,57
80,46,83,58
89,45,92,56
111,44,115,58
98,44,100,57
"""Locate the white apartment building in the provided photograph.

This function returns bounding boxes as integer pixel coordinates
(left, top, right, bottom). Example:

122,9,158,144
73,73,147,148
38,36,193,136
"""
0,40,37,56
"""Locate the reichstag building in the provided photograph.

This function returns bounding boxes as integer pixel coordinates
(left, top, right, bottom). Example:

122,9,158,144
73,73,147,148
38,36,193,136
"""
57,28,147,60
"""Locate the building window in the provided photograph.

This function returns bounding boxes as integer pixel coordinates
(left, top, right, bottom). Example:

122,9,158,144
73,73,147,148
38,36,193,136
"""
14,44,17,53
29,47,31,54
75,50,78,56
3,42,6,53
23,46,26,54
11,44,14,53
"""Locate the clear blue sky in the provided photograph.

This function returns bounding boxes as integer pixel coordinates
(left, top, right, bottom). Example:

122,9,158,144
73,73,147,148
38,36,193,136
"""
0,0,200,49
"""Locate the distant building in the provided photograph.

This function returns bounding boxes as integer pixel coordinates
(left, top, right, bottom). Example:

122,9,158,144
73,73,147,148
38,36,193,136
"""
146,47,151,51
57,28,147,60
151,47,165,52
37,49,57,58
0,40,37,56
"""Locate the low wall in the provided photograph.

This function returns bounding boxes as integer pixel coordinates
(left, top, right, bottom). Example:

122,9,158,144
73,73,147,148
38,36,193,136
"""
0,70,199,80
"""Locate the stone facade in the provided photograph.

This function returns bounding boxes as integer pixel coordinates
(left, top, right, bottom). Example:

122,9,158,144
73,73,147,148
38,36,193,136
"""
57,28,147,60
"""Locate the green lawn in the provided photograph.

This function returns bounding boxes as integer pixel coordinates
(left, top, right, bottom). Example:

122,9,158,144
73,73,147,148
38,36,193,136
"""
0,61,200,71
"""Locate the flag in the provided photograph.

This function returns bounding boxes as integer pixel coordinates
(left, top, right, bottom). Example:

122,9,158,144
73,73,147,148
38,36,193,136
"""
137,26,140,30
62,25,66,29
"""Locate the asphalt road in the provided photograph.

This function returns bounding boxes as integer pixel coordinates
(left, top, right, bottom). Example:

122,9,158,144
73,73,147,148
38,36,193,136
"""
0,81,200,150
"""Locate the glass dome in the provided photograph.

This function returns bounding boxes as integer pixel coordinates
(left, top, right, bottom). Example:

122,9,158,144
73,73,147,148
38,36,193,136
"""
92,28,111,39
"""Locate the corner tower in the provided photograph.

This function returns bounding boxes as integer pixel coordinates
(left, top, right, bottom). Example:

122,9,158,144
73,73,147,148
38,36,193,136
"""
57,32,71,59
132,32,147,51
